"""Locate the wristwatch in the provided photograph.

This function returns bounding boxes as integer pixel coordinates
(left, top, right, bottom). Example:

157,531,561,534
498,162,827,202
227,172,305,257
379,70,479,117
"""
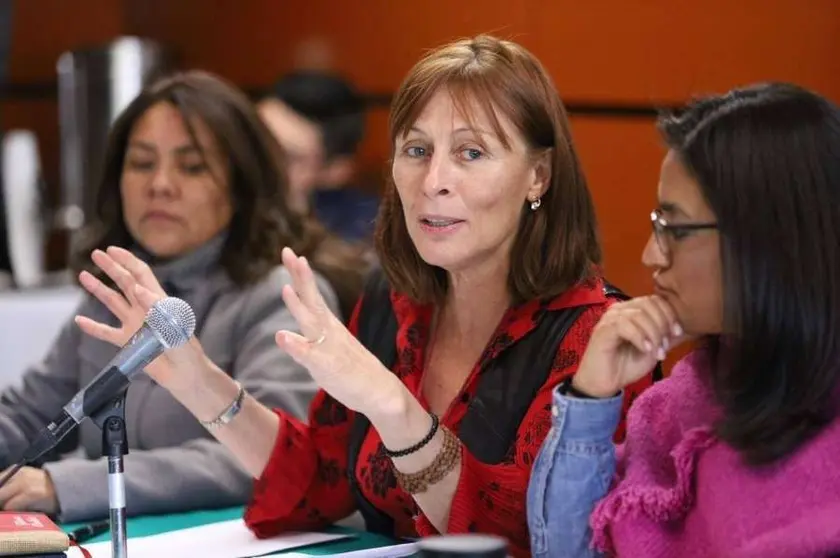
200,381,246,429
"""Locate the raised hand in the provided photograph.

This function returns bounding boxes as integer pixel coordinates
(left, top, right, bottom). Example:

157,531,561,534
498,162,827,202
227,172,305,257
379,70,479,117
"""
274,247,403,415
74,247,167,347
74,247,187,384
573,295,686,398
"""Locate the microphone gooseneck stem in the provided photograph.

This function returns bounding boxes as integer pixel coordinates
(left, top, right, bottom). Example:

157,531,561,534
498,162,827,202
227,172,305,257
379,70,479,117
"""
108,451,128,558
98,398,130,558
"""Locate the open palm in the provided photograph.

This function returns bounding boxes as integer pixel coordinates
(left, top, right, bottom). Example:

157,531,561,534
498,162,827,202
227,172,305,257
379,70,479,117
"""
74,247,174,381
274,247,402,414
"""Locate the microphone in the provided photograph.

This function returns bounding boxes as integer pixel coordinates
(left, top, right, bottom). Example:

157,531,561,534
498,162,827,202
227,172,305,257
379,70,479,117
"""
20,296,196,465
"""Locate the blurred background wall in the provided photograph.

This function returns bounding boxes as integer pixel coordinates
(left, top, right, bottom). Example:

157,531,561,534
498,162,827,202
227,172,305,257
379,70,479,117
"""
5,0,838,298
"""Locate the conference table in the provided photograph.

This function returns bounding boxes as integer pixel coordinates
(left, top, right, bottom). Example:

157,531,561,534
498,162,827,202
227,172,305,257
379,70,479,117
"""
1,286,409,555
62,506,404,557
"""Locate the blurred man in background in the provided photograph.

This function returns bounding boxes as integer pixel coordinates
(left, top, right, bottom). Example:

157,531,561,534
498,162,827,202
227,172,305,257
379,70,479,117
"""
258,70,379,244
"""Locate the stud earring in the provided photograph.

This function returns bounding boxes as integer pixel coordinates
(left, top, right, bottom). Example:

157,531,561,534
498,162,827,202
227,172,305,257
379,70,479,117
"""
530,197,541,211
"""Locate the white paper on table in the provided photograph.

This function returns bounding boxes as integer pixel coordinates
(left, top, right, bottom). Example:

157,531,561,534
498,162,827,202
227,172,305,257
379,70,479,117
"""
280,542,418,557
67,518,352,558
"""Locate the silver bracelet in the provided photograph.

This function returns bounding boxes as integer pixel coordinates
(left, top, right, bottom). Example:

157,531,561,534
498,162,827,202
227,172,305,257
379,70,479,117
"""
200,381,246,430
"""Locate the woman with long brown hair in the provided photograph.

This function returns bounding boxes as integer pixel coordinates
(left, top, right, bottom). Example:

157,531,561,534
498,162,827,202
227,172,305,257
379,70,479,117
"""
0,70,366,522
76,38,653,555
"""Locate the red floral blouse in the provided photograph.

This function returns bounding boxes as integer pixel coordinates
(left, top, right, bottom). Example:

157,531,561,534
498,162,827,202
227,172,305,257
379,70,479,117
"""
244,278,651,557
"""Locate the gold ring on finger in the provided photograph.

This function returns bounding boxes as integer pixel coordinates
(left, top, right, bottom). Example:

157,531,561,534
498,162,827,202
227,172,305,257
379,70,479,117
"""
308,332,326,346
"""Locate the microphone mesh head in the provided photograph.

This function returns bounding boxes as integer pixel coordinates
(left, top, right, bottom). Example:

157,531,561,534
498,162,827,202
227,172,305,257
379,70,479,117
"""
145,297,197,349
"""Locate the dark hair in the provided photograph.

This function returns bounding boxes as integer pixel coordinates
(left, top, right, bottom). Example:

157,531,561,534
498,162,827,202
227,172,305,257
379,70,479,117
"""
658,83,840,465
73,70,366,317
268,70,366,160
376,35,601,305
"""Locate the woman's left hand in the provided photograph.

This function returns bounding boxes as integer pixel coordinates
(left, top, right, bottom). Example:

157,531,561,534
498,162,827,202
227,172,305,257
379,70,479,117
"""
0,467,58,514
276,247,404,416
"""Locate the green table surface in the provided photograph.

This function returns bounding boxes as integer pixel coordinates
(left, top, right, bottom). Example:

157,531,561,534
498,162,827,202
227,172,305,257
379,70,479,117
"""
62,507,400,555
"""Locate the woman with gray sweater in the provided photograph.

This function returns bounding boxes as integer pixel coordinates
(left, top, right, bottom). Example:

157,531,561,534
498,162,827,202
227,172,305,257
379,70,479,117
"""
0,71,367,522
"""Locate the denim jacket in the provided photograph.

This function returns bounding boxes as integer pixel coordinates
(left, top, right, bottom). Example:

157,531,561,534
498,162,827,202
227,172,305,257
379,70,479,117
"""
526,387,623,557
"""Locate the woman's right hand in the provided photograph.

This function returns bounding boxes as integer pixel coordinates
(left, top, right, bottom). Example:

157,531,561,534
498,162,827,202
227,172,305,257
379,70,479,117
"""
75,248,168,344
74,247,194,387
572,295,685,398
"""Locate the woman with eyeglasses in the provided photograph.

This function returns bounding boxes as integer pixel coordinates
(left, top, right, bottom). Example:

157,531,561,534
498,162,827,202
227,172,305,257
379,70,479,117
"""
526,82,840,557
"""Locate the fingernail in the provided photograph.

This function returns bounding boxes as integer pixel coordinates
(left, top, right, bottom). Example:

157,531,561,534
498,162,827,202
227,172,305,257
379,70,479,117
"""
657,347,667,361
644,341,653,353
673,323,683,337
662,338,669,351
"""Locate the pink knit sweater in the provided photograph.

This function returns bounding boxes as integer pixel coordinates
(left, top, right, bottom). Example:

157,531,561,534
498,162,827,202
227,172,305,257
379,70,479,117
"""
590,350,840,558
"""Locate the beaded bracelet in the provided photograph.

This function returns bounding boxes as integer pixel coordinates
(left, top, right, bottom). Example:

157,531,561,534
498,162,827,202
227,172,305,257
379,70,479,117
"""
383,412,439,458
392,425,461,494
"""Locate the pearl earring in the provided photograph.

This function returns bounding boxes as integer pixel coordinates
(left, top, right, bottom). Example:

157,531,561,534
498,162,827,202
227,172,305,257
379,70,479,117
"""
530,198,542,211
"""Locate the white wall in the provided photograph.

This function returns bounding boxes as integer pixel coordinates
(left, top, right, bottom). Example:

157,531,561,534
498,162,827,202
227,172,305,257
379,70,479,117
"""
0,286,83,389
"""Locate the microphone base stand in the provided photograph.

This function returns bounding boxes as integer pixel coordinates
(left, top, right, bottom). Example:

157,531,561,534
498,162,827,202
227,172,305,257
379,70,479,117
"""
91,394,129,558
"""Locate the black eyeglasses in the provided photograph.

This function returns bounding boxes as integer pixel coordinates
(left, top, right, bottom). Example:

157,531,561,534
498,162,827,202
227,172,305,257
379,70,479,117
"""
650,209,717,259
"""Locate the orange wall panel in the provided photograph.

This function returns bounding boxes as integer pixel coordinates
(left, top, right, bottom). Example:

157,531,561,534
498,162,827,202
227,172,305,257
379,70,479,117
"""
570,117,664,296
153,0,840,104
127,0,838,327
9,0,839,297
8,0,124,82
527,0,840,103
